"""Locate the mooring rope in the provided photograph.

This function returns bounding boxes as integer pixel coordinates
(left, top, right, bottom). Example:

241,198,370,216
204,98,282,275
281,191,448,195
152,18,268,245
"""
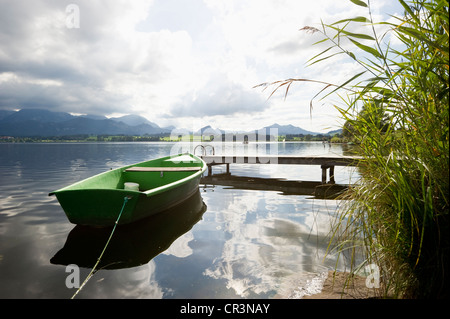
71,196,131,299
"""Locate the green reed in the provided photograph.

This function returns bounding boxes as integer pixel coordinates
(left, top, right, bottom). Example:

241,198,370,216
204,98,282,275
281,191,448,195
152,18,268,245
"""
260,0,449,298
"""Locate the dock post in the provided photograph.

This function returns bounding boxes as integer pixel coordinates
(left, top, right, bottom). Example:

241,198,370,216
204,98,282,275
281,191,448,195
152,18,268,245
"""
321,165,327,184
208,165,212,177
226,163,230,174
321,165,336,184
329,166,335,184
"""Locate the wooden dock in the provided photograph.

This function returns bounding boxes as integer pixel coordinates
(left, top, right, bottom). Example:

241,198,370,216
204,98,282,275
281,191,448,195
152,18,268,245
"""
200,154,362,184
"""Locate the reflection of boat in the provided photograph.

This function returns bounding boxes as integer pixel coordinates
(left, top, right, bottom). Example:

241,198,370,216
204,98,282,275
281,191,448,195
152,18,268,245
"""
49,153,207,226
201,174,348,199
50,190,206,270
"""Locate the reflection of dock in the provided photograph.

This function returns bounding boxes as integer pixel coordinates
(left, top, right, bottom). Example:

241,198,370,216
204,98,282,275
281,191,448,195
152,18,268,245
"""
200,155,362,184
200,174,348,199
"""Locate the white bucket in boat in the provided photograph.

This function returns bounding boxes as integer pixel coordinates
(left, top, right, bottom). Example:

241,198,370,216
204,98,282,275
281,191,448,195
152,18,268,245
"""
124,182,139,191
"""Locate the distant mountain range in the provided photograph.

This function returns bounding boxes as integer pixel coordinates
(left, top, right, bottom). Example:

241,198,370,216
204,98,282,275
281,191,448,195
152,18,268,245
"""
259,123,319,135
0,109,172,137
0,108,338,137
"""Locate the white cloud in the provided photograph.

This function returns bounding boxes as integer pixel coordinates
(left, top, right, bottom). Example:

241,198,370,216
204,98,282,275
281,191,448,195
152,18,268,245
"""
0,0,405,132
169,71,268,117
0,0,186,113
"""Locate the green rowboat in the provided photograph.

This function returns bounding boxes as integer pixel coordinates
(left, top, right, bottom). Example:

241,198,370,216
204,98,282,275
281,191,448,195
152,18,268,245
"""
49,153,207,227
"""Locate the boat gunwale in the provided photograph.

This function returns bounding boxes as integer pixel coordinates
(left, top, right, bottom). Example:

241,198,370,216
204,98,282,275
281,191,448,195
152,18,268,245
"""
49,153,207,197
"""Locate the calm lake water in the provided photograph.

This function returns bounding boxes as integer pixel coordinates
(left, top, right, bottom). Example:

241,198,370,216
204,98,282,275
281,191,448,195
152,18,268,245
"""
0,142,358,299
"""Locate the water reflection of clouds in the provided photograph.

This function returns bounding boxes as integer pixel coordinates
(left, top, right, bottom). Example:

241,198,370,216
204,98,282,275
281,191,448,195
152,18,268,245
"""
162,231,194,258
202,188,342,298
68,262,165,298
112,262,164,298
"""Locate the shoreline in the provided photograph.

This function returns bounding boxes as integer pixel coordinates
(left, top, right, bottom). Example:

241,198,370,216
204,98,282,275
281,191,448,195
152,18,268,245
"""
276,271,382,299
302,271,381,299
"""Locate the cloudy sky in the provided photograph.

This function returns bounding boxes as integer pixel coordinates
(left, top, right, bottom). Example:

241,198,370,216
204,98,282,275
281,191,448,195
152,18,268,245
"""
0,0,404,132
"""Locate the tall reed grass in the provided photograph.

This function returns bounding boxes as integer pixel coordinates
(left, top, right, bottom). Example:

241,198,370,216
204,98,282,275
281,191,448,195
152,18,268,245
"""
260,0,449,298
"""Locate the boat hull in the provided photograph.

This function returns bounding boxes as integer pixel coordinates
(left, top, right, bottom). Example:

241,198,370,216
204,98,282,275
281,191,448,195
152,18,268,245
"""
49,153,207,227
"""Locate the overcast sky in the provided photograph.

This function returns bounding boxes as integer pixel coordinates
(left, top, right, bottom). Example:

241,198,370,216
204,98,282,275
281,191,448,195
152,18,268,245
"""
0,0,404,132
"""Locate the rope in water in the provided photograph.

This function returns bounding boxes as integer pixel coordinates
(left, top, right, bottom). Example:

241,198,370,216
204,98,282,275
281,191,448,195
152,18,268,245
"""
71,196,131,299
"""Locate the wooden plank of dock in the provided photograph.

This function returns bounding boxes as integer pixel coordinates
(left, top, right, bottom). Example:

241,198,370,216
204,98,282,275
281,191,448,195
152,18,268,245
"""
201,154,361,166
200,154,362,184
